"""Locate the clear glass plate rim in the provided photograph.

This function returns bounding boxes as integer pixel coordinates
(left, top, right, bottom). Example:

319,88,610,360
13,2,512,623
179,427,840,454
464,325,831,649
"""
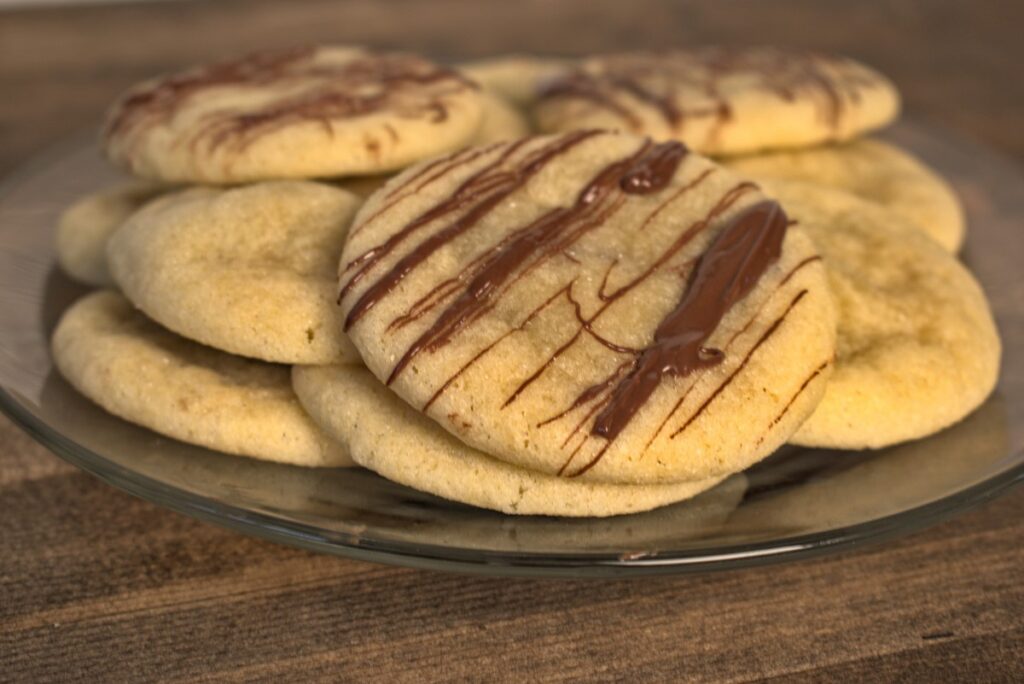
5,384,1023,577
2,126,1023,578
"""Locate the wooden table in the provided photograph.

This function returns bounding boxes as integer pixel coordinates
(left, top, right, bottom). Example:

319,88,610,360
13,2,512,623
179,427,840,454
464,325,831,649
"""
2,1,1022,680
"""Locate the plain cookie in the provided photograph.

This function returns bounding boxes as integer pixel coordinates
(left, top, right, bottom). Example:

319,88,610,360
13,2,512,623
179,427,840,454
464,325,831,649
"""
459,55,573,107
53,291,353,466
726,138,964,251
471,91,532,144
56,180,167,286
765,180,1000,449
108,181,363,364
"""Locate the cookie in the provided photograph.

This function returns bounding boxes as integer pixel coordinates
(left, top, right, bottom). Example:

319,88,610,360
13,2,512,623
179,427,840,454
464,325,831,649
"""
471,91,532,144
534,48,899,156
725,139,964,251
763,180,1000,449
338,131,836,485
104,46,484,183
408,472,749,550
108,181,363,364
459,55,573,107
56,180,166,286
293,364,724,516
52,291,352,467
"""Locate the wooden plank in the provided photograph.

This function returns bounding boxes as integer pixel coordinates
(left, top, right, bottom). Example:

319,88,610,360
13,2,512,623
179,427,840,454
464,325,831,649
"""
1,464,1021,681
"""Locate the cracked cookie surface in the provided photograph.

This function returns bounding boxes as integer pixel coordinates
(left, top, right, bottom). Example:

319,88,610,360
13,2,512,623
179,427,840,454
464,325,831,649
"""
339,131,836,484
104,46,485,183
534,48,899,155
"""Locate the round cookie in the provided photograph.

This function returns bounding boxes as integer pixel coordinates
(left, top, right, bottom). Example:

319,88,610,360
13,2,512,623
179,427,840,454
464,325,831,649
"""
293,364,725,516
409,472,749,550
762,180,1000,449
108,180,362,364
459,55,573,107
338,131,836,485
534,48,900,156
56,180,167,286
471,91,532,145
53,291,353,467
725,138,964,252
104,46,484,183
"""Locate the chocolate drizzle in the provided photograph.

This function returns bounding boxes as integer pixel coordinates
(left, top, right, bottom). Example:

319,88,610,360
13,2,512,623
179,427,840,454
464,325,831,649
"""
105,47,478,155
620,142,688,194
540,74,642,128
589,200,788,441
105,47,316,140
539,48,881,143
341,131,806,479
380,139,688,386
340,132,602,329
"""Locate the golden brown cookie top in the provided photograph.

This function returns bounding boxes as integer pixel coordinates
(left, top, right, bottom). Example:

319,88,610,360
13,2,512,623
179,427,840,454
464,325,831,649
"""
103,46,484,182
339,131,837,484
535,48,899,155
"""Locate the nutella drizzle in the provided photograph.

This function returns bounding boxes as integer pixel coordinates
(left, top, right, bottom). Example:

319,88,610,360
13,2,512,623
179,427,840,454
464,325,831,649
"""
619,142,688,194
105,47,316,140
589,200,788,442
342,131,802,477
382,139,674,386
106,48,478,155
340,131,600,329
539,48,878,143
501,179,756,412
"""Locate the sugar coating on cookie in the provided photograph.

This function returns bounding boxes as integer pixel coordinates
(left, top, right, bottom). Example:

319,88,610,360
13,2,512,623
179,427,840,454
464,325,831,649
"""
534,48,899,155
764,180,1000,449
108,181,363,364
338,131,836,485
459,55,573,107
293,364,724,516
104,46,484,183
56,180,167,286
53,291,353,467
725,139,964,252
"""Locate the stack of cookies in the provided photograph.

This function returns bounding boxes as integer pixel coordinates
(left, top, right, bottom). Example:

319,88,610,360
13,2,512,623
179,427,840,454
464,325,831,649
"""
52,46,1001,517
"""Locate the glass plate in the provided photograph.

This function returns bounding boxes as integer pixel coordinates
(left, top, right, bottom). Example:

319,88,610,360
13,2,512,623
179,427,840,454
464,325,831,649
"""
2,122,1022,578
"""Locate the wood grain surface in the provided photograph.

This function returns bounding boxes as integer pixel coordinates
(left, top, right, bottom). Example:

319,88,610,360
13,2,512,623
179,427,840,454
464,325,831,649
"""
1,1,1023,681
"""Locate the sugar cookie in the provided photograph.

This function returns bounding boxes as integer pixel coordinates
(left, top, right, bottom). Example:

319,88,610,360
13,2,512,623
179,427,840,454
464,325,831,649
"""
339,131,836,484
53,291,352,466
108,181,362,364
104,46,484,183
535,48,899,155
